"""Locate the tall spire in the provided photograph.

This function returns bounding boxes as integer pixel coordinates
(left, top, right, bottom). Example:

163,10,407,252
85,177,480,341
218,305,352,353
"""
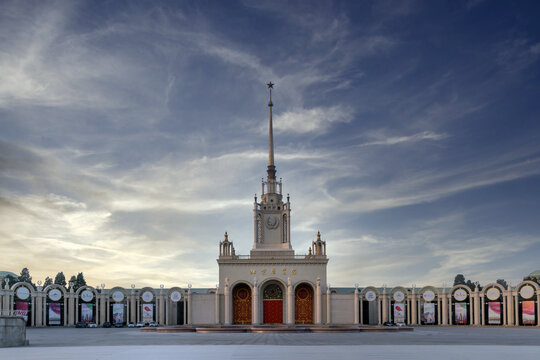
267,82,276,180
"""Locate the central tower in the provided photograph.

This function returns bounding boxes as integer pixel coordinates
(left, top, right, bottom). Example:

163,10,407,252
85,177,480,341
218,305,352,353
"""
251,82,293,258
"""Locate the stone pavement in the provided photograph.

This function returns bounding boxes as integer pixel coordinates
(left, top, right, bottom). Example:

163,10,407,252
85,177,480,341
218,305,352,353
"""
2,327,540,359
2,345,540,360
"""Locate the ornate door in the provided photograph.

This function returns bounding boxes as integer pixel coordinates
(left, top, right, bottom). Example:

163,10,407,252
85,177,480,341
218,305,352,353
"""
233,284,252,324
295,283,313,324
263,284,283,324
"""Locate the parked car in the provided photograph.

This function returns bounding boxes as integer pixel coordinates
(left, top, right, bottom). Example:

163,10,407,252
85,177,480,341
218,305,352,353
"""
114,322,124,328
136,322,145,327
383,321,394,327
75,322,86,328
87,322,97,328
103,321,111,328
127,322,135,328
395,322,407,327
148,322,158,327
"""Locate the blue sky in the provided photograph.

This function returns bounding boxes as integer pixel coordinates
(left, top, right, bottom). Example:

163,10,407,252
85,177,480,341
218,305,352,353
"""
1,0,539,289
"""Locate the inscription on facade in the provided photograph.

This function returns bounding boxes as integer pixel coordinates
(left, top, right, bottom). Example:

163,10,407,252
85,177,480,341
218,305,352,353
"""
250,268,296,276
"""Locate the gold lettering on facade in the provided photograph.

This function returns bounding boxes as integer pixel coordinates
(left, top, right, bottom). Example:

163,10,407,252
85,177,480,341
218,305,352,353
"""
261,269,267,275
250,269,256,274
272,268,276,274
282,268,287,275
291,269,296,275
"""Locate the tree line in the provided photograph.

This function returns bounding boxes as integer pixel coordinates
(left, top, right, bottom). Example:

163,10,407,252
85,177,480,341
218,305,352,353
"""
3,268,88,291
453,273,509,290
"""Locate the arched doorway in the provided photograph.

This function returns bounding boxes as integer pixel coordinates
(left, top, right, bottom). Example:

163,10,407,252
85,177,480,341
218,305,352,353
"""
263,283,283,324
483,284,505,326
390,287,408,325
516,281,539,326
419,286,439,325
232,283,252,324
451,286,471,325
295,283,313,324
12,283,33,327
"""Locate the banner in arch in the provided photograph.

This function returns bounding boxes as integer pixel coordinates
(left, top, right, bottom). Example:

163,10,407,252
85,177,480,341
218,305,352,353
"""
488,302,501,324
49,303,61,325
423,302,435,324
454,302,467,325
522,301,535,325
81,303,93,323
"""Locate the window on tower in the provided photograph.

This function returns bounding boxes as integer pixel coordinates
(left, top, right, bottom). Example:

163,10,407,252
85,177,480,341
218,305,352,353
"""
257,215,263,243
283,215,287,243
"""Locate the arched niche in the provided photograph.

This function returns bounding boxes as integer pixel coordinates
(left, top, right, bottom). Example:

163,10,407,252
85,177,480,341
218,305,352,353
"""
166,287,186,325
75,286,98,324
138,287,157,324
232,282,252,324
419,286,439,325
389,287,409,324
260,279,286,324
294,282,314,324
43,284,68,326
482,283,506,326
109,287,127,325
360,287,381,325
10,282,35,326
515,281,539,326
450,285,472,325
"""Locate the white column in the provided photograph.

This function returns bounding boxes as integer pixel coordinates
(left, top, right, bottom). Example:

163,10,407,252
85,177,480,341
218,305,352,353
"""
224,279,231,325
480,294,485,326
536,291,540,327
381,290,387,323
448,294,453,325
286,278,293,325
187,286,192,325
502,293,507,325
514,291,519,326
377,297,382,325
411,290,417,325
506,290,513,326
315,277,322,324
253,279,259,325
326,286,331,324
473,291,480,326
353,287,359,325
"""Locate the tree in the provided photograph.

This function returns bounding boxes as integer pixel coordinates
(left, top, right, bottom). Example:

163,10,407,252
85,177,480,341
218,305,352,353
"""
43,276,53,287
54,272,66,287
76,272,87,290
465,279,476,291
496,279,508,289
453,274,466,286
18,267,33,285
68,275,77,289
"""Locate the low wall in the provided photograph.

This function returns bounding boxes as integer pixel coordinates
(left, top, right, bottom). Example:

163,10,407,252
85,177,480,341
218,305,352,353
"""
0,316,28,347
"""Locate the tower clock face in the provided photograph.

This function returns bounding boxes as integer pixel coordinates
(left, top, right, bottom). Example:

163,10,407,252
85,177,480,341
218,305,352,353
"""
265,215,280,229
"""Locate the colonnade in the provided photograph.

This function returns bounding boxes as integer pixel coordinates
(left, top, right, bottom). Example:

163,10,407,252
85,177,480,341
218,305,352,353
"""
0,282,190,327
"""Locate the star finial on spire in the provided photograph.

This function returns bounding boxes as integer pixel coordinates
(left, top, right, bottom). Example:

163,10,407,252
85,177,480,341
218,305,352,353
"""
267,82,274,88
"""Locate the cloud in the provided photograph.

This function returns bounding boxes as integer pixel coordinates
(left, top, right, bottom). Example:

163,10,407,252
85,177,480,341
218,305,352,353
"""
273,106,354,134
359,131,448,147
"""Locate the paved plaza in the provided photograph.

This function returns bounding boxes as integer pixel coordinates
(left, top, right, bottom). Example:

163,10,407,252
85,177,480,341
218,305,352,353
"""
1,327,540,359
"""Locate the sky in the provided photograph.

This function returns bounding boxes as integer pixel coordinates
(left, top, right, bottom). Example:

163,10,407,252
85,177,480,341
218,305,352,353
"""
1,0,540,289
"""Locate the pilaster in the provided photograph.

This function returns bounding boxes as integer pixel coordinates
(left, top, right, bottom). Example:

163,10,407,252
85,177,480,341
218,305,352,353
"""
315,277,322,324
286,278,293,325
353,286,359,325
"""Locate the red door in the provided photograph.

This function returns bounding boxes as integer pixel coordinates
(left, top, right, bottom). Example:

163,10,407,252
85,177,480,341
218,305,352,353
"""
233,284,252,324
295,284,313,324
263,300,283,324
263,284,283,324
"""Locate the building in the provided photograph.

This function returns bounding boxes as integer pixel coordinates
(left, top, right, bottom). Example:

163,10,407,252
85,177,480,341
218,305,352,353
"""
1,85,539,328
